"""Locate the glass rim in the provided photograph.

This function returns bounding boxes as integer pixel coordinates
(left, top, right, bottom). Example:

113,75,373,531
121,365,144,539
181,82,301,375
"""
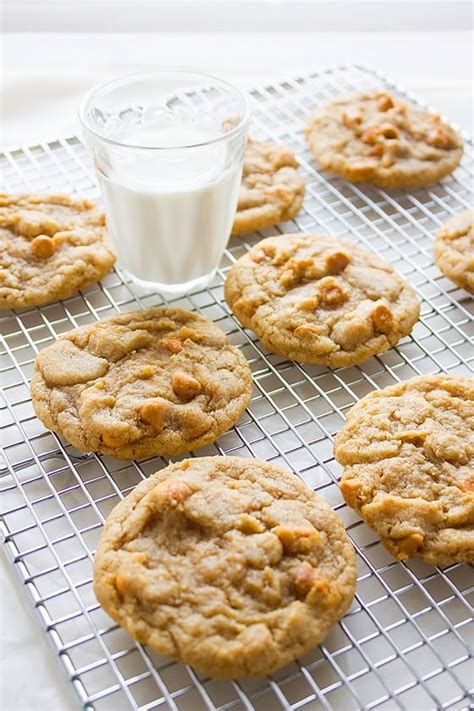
78,68,251,151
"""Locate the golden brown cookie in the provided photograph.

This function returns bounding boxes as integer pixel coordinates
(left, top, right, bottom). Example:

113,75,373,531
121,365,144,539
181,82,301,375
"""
224,233,420,367
31,308,252,460
0,193,116,308
232,139,305,235
433,209,474,293
334,375,474,566
305,91,463,189
93,456,357,678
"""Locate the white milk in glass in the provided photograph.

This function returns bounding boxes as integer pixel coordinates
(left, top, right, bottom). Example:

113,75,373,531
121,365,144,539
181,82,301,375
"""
98,124,242,294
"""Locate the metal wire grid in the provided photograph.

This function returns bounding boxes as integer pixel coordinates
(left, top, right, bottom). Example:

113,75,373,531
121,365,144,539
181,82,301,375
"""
0,64,473,711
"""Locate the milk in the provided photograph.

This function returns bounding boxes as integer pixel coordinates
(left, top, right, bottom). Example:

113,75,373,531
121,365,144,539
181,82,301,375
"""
97,124,242,294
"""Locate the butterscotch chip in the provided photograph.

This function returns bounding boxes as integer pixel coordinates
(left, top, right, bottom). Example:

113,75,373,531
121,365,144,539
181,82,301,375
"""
31,234,56,259
318,276,348,307
377,94,394,111
342,111,362,129
294,562,319,597
462,477,474,493
360,126,382,144
261,242,276,257
433,209,474,293
379,123,399,139
237,513,265,534
335,375,474,566
31,307,252,460
232,138,305,235
274,525,320,553
115,571,131,596
250,249,265,263
349,159,379,179
298,295,320,311
139,400,169,431
225,233,419,367
427,127,452,149
371,302,394,332
149,479,192,507
305,91,463,189
172,371,202,401
279,269,298,288
0,193,116,308
93,456,356,678
279,257,314,288
139,366,154,379
166,480,192,505
159,336,183,354
325,250,351,274
370,143,384,158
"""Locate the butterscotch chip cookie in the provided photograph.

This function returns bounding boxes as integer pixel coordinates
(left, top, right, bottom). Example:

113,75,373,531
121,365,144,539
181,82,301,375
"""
224,233,419,367
335,375,474,566
31,308,252,459
305,91,463,189
93,456,356,678
232,139,305,235
433,209,474,293
0,193,116,308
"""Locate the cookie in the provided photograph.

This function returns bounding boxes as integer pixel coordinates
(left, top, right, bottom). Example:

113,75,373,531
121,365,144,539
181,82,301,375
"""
433,209,474,294
335,375,474,566
305,91,463,189
224,233,420,367
31,308,252,460
0,193,116,308
232,139,305,235
93,455,357,678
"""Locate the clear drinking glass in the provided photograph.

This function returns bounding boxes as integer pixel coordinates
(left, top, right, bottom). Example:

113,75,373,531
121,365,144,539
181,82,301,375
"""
79,70,250,296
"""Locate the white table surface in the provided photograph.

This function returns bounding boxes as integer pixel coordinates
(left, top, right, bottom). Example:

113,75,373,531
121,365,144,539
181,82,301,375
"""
1,29,473,711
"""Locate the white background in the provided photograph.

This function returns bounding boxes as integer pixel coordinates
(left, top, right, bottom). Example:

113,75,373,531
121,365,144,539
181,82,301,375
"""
1,0,473,146
1,2,473,710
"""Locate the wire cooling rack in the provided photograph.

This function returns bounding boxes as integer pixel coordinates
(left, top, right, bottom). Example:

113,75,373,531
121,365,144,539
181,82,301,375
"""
1,65,473,711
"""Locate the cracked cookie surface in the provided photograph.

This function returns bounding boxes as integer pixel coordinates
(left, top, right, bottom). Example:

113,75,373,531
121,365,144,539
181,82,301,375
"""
31,308,252,459
334,375,474,566
434,209,474,294
224,233,419,367
0,193,116,308
93,456,357,678
305,91,463,189
233,139,305,235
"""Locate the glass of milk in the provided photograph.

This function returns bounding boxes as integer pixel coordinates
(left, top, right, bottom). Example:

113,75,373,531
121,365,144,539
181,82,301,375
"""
79,70,250,296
